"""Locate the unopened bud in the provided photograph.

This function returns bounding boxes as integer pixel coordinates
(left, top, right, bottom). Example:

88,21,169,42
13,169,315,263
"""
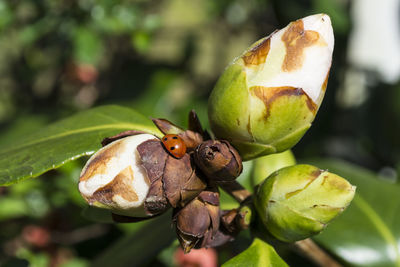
254,164,355,242
194,140,243,182
79,134,157,218
208,14,334,160
251,150,296,187
174,190,220,253
79,131,207,219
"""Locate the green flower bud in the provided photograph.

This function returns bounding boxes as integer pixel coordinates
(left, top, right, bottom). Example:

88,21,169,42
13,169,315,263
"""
251,150,296,187
208,14,334,160
254,164,355,242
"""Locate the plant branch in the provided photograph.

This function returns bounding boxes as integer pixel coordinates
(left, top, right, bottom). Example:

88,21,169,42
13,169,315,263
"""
294,239,342,267
219,180,252,203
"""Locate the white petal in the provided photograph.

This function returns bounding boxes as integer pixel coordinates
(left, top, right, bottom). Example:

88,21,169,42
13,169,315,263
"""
79,134,156,217
244,14,334,105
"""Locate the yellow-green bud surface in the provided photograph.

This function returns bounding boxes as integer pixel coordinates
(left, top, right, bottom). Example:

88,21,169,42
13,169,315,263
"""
208,14,334,160
251,150,296,187
254,164,355,242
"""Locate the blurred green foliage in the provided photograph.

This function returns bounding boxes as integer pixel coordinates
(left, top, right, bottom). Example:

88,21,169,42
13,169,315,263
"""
1,0,400,266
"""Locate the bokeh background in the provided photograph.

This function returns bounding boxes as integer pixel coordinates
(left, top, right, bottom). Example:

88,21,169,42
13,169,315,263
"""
0,0,399,266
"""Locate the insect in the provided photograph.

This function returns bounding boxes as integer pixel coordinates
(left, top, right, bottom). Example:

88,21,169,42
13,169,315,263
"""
162,134,186,158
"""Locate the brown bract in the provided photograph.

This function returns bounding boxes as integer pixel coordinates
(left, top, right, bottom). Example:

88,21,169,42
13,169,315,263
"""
101,130,148,146
281,19,320,72
152,112,206,152
137,139,207,215
163,154,207,207
174,189,220,253
178,131,204,152
137,139,170,215
151,118,184,135
194,140,243,182
188,110,207,137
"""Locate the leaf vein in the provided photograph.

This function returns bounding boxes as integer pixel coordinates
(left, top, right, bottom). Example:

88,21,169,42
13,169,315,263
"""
355,194,400,266
0,123,160,155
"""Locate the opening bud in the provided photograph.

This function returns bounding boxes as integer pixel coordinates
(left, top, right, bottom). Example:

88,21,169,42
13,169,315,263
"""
79,132,207,219
79,134,157,218
208,14,334,160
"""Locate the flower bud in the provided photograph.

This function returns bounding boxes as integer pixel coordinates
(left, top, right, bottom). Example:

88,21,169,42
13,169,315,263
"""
174,190,220,253
79,128,208,219
79,134,157,218
254,164,355,242
208,14,334,160
251,150,296,187
194,140,243,182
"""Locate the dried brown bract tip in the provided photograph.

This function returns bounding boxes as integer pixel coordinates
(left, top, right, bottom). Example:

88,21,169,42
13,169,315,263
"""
152,116,204,152
221,204,252,234
173,189,220,253
152,118,184,135
188,110,205,136
178,131,204,152
101,130,148,147
194,140,243,182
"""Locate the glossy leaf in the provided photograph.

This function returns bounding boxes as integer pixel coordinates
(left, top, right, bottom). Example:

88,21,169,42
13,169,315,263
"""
309,159,400,267
222,238,288,267
0,105,161,186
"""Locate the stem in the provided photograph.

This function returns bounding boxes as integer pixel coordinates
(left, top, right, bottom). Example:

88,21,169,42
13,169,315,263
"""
294,239,342,267
219,180,252,203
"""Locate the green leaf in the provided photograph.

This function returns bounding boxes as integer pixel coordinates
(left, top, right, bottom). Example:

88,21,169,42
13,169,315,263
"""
93,212,175,267
222,238,288,267
308,159,400,267
0,105,161,186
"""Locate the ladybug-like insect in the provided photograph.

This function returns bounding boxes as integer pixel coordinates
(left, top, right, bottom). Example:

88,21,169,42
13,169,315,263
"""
162,134,187,158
